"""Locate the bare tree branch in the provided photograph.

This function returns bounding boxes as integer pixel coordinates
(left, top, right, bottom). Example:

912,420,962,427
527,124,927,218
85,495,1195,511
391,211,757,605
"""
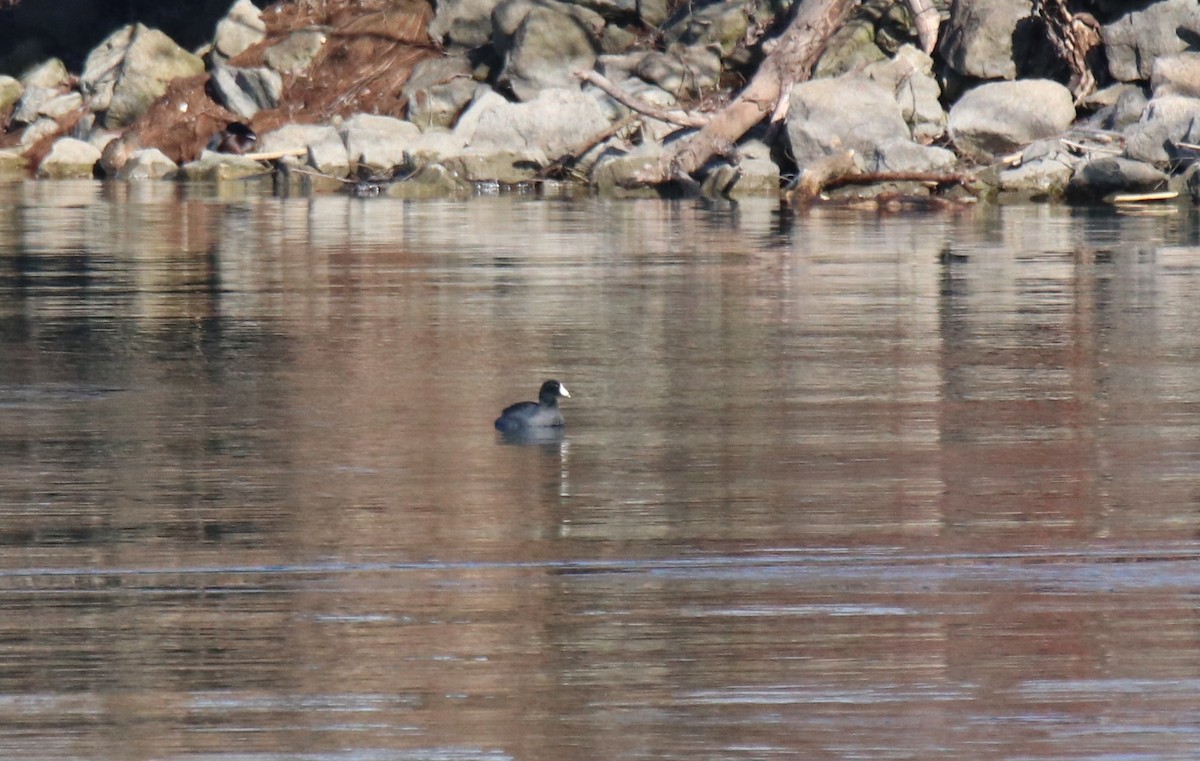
634,0,860,185
574,70,709,128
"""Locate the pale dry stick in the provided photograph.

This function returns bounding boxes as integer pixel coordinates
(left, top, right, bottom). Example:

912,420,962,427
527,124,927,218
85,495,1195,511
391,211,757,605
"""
239,148,309,161
574,70,709,129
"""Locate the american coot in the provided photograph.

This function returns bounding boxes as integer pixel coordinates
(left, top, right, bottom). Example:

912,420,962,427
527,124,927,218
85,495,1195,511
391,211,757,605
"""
495,380,570,433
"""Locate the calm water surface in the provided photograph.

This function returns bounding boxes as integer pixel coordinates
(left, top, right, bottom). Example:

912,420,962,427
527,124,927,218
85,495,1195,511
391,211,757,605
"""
1,181,1200,760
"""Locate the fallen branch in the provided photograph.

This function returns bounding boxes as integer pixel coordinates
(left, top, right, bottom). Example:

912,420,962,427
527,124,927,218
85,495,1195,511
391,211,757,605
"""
825,170,973,189
635,0,859,185
538,114,638,179
785,151,974,206
574,70,709,128
784,149,858,205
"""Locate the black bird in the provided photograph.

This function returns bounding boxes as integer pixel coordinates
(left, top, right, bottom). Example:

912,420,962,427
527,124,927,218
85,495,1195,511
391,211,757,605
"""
495,380,570,433
209,122,258,154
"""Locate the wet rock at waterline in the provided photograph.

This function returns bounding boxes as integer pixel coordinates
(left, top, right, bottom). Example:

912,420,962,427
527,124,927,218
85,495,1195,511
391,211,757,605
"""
948,80,1076,160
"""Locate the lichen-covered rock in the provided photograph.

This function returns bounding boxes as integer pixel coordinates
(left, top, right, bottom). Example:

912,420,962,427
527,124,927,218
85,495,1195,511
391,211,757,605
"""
81,24,205,129
663,1,750,58
812,15,887,79
948,79,1075,160
1102,0,1200,83
497,1,600,100
1123,95,1200,165
37,137,101,179
213,0,267,59
938,0,1032,80
117,148,178,179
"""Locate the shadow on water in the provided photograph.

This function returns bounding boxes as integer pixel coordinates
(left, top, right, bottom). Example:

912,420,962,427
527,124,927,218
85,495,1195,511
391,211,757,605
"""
1,186,1200,759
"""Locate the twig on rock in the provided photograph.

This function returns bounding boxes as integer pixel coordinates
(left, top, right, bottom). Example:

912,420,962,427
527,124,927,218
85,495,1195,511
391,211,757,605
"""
574,70,709,129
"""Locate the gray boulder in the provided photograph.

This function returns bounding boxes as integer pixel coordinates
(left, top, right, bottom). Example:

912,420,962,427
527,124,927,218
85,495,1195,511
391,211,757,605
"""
1123,95,1200,165
869,139,958,173
1091,84,1149,131
12,86,55,125
0,150,28,179
214,0,267,59
997,139,1080,196
403,56,479,130
862,45,947,142
263,28,328,75
938,0,1032,80
948,79,1075,160
592,143,667,198
1183,162,1200,203
260,123,350,176
37,137,101,179
1150,52,1200,98
117,148,178,180
454,88,610,158
19,58,68,89
0,76,21,115
339,113,423,171
382,163,473,199
180,150,268,182
1102,0,1200,83
210,64,282,120
812,16,887,79
442,149,548,183
430,0,504,47
497,0,600,100
663,0,749,58
700,140,780,198
81,24,205,128
36,91,84,121
635,44,722,99
18,117,59,149
786,76,911,167
1067,156,1168,200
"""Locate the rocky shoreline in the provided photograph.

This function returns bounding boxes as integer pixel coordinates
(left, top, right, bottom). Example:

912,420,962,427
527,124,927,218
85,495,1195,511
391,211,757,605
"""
1,0,1199,205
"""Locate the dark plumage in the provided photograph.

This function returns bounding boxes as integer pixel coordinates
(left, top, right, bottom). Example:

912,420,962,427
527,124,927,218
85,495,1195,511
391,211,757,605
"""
495,380,570,433
209,122,258,154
